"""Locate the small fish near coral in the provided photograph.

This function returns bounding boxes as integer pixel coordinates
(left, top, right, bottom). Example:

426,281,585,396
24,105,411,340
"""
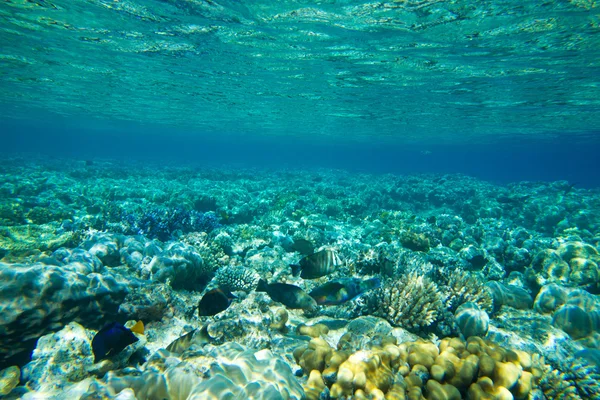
92,322,140,362
291,249,343,279
256,279,318,311
198,288,236,317
166,325,210,354
309,277,381,306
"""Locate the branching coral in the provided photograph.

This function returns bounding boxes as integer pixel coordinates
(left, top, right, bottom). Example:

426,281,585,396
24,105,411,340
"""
121,206,221,241
214,266,260,293
540,355,600,400
439,269,493,313
366,272,445,331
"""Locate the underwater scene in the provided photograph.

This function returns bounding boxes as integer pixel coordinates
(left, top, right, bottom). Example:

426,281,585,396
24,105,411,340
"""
1,0,600,399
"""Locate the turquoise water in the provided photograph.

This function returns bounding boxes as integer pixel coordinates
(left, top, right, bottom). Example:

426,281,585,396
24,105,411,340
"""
1,0,599,145
3,2,600,399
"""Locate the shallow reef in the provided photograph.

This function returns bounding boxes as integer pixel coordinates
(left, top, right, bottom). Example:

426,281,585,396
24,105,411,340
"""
0,156,599,399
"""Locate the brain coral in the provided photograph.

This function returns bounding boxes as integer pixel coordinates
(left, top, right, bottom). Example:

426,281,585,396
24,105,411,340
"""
526,241,600,290
367,272,445,331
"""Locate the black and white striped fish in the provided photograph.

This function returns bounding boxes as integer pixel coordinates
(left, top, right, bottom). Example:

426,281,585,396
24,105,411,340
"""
291,249,343,279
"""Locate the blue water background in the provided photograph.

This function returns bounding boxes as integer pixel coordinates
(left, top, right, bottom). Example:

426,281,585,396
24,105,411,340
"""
4,118,600,188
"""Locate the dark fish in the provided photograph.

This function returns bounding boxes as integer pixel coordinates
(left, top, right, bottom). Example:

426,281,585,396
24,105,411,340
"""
291,238,315,255
92,322,139,362
198,288,235,317
309,277,381,306
256,279,317,311
496,195,531,204
291,249,343,279
166,325,210,354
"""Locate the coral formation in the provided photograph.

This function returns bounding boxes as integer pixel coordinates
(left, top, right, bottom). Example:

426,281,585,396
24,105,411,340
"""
106,342,303,400
486,281,533,311
121,206,221,241
214,265,260,292
22,321,145,393
399,230,430,252
366,272,445,332
294,334,542,399
0,259,129,366
526,241,600,290
143,242,213,290
0,365,20,396
540,355,600,399
0,223,75,253
455,302,490,338
441,270,494,313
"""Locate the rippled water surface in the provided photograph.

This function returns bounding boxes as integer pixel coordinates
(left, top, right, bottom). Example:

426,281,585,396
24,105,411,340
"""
1,0,599,144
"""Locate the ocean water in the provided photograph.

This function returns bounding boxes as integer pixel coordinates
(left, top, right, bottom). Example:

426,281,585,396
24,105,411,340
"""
1,1,600,399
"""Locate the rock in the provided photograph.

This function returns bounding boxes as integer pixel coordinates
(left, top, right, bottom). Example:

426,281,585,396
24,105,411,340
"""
21,322,94,392
0,260,130,367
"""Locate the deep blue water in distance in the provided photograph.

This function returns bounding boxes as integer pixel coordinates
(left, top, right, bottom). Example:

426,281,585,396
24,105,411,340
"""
3,118,600,188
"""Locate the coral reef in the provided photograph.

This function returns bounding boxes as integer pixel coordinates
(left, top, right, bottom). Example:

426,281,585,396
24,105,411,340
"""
2,158,600,399
486,281,533,311
0,365,20,396
105,342,303,400
440,270,494,313
455,302,490,338
0,258,130,367
214,265,261,292
365,272,445,332
142,242,213,290
294,334,543,399
526,241,600,291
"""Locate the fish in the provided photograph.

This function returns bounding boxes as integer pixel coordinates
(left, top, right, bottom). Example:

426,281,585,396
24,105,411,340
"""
496,195,531,205
291,249,343,279
309,277,381,306
198,288,235,317
166,325,210,354
291,238,315,255
129,320,144,335
256,279,318,311
92,322,139,362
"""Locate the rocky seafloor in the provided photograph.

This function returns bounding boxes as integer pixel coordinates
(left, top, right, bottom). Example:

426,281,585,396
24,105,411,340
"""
1,155,600,399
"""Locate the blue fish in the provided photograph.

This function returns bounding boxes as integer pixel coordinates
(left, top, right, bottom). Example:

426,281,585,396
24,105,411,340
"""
309,277,381,306
92,322,139,362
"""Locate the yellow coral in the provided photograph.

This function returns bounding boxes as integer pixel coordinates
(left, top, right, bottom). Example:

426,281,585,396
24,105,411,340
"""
295,334,542,400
